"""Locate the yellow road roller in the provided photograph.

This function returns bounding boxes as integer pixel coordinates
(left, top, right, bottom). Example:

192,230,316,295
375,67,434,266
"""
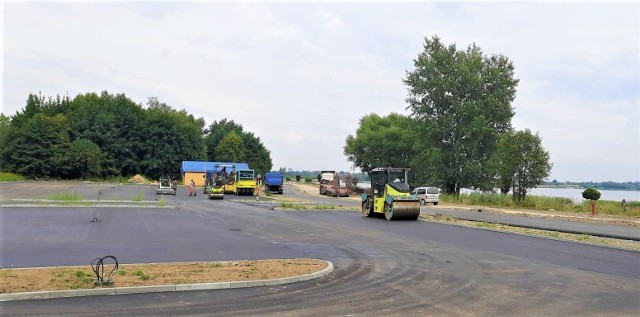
361,167,421,220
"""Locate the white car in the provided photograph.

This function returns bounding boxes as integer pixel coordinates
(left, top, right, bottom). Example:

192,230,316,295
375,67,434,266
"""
411,187,439,205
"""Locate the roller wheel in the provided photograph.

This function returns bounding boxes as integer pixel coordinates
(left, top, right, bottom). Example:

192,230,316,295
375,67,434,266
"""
362,198,373,217
384,202,394,221
434,202,438,206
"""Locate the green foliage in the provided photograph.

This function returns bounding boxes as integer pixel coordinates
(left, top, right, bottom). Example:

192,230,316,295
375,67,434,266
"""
582,188,601,201
404,36,519,193
344,113,416,174
304,177,312,183
441,193,640,216
132,191,144,202
0,172,25,181
205,119,272,175
285,176,292,181
2,91,261,181
132,269,150,280
495,129,552,201
68,139,102,179
47,191,83,201
215,131,245,162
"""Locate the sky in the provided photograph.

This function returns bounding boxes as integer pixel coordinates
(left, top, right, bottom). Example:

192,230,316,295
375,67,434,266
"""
2,1,639,182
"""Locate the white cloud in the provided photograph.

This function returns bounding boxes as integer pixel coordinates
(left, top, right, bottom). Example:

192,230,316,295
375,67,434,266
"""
2,1,639,181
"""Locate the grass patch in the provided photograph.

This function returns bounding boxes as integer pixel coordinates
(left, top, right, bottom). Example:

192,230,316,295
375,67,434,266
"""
280,201,307,210
0,172,26,182
441,193,640,217
279,201,337,210
47,191,83,201
132,269,151,280
159,198,167,207
132,191,144,202
421,214,640,250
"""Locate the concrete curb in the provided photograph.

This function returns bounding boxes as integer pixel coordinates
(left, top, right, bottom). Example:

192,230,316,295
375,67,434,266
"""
0,260,334,302
0,204,176,209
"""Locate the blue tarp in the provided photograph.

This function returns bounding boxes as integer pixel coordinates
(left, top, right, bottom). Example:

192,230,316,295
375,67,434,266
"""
181,161,250,174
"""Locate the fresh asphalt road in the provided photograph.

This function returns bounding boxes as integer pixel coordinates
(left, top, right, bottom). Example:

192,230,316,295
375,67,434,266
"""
1,183,639,316
284,184,640,240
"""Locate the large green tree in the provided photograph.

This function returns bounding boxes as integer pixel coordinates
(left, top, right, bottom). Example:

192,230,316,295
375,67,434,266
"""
205,118,272,175
241,131,273,176
214,131,245,163
68,139,102,179
3,113,72,178
205,119,243,161
404,36,519,194
138,97,206,179
495,129,552,201
69,92,144,176
344,113,416,174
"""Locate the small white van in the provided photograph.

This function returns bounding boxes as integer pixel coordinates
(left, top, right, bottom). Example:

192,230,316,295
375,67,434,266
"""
411,187,440,205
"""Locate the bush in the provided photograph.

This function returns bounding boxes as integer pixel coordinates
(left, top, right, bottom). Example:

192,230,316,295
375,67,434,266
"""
304,177,313,183
582,188,601,201
285,176,291,182
0,172,26,182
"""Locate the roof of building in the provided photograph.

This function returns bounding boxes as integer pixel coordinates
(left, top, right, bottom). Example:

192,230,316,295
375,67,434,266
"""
180,161,250,173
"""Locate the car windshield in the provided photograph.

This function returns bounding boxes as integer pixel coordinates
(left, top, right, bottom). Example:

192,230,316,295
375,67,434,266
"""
238,170,254,179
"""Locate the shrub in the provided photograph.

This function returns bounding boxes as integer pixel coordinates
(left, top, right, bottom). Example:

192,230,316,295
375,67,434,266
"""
582,188,601,201
285,176,291,182
0,172,26,182
304,177,313,183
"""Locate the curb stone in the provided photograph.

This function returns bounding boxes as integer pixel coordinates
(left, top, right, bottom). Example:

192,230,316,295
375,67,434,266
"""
0,260,334,302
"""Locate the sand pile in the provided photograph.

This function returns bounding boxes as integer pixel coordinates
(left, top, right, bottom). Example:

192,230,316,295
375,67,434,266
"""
128,174,151,184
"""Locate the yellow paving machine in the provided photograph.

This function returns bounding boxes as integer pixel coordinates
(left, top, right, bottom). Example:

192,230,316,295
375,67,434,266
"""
361,167,421,220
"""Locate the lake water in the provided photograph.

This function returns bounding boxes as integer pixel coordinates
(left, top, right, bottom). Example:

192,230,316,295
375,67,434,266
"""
527,188,639,203
357,182,639,202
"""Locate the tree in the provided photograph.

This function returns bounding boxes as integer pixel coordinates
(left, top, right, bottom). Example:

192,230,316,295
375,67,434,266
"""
582,188,601,201
204,119,272,174
344,113,416,174
495,129,552,201
241,132,272,176
204,119,243,161
68,139,102,179
3,113,71,178
214,131,245,162
295,175,301,182
404,36,519,194
70,92,145,177
0,114,11,170
139,98,206,179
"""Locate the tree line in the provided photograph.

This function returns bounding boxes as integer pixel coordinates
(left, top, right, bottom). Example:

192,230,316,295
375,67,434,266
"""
0,92,273,180
344,36,552,201
545,181,640,191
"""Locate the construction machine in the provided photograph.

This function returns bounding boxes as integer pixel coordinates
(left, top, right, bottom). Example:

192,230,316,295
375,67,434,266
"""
234,169,257,195
208,178,224,200
361,167,421,220
156,177,177,195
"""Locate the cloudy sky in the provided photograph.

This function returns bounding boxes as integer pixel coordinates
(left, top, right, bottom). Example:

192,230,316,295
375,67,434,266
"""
3,1,639,182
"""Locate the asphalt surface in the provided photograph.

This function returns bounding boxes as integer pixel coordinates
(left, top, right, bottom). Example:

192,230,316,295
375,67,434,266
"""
284,184,640,241
1,182,639,316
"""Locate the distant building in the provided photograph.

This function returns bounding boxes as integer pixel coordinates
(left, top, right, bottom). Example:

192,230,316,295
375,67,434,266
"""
180,161,250,186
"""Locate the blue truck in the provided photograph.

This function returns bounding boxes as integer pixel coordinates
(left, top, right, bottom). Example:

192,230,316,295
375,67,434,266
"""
264,172,284,194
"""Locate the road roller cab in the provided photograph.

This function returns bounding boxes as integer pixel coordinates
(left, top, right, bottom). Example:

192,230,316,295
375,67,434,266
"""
361,167,421,220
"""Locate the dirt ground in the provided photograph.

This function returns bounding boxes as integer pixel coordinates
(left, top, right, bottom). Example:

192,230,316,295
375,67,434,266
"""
0,259,327,294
